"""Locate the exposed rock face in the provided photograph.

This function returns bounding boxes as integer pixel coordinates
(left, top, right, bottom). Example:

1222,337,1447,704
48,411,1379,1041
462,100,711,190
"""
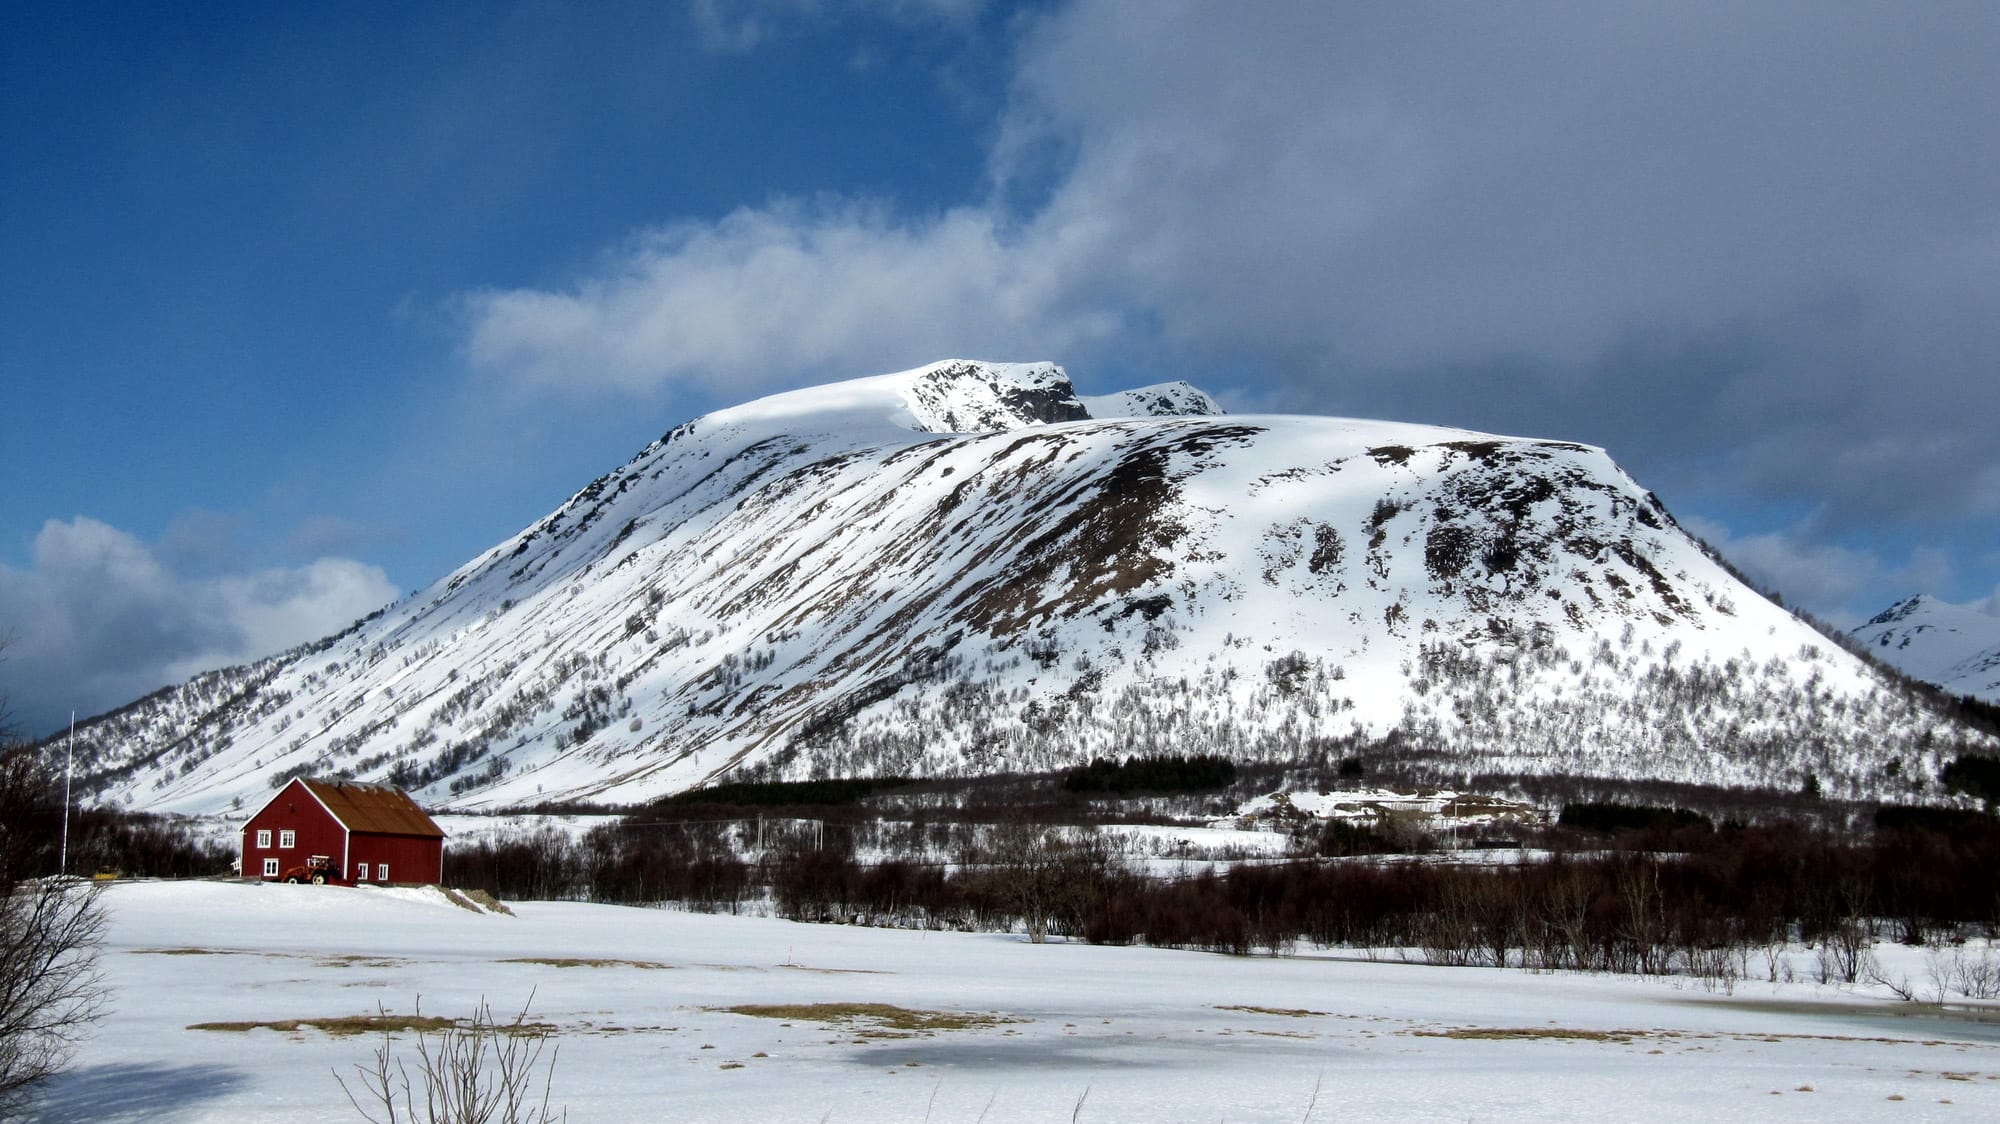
906,360,1090,431
64,360,1994,813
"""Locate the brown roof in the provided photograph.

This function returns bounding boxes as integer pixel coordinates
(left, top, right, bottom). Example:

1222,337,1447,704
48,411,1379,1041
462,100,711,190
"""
298,778,445,838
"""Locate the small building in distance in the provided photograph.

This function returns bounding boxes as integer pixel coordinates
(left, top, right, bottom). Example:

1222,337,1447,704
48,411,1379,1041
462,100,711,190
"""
241,777,446,886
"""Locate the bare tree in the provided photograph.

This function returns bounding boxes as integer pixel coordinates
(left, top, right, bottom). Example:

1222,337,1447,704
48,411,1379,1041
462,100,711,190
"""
0,674,107,1115
0,877,107,1112
980,822,1114,943
338,996,564,1124
0,636,11,743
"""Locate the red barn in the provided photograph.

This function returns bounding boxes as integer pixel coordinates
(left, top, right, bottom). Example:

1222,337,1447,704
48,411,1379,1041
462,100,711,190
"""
241,777,446,886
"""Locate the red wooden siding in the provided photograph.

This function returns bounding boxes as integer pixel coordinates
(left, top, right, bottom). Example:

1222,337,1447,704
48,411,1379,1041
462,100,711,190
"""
242,779,350,880
348,832,444,885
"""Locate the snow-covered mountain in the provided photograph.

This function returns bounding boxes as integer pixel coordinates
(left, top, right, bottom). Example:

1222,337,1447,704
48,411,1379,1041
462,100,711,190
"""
66,360,1992,814
1850,596,2000,704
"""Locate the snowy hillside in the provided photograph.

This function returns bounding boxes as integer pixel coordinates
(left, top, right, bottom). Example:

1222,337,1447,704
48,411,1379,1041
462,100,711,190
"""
1850,596,2000,704
64,360,1993,813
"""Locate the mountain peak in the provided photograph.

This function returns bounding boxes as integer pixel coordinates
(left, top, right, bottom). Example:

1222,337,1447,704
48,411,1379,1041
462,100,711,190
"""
688,360,1223,446
682,359,1094,444
1864,595,1935,627
1082,381,1224,420
902,360,1088,433
1851,594,2000,702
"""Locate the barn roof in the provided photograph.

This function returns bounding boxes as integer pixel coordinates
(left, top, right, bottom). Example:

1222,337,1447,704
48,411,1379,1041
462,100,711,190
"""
296,778,445,838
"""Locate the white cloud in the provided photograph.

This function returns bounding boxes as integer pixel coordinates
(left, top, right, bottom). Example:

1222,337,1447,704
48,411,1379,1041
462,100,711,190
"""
1682,515,1955,628
0,516,398,738
463,4,1997,450
460,201,1124,397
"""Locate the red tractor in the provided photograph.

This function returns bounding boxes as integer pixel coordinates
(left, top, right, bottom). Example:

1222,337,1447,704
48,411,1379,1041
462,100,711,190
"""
280,855,336,884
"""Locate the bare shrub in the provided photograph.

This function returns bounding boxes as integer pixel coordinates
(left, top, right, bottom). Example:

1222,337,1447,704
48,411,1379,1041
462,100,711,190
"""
976,823,1116,943
1864,960,1918,1002
1415,870,1481,967
0,878,107,1114
1926,944,2000,1000
0,736,110,1115
337,995,563,1124
1687,945,1740,994
1815,918,1875,985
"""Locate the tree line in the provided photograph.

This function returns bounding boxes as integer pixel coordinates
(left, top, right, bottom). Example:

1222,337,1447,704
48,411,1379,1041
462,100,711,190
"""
441,785,2000,990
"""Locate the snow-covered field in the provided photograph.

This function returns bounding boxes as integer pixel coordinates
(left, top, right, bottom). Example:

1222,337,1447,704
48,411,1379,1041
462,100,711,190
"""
30,880,2000,1122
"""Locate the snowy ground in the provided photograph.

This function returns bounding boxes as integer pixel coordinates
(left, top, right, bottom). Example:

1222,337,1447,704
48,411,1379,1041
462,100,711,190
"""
28,880,2000,1123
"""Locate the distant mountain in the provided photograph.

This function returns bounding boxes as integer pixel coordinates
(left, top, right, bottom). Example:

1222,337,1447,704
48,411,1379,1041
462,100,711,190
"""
63,360,1994,813
1850,596,2000,704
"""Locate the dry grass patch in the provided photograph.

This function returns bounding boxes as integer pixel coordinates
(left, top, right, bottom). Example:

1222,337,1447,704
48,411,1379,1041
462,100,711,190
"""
316,954,407,969
189,1014,459,1037
500,957,672,970
189,1012,556,1038
717,1003,1019,1037
137,948,405,969
1217,1004,1327,1018
1411,1026,1648,1044
444,887,515,915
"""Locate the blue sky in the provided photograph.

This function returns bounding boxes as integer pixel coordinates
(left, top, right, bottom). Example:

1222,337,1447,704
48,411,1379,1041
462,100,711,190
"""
4,1,1997,738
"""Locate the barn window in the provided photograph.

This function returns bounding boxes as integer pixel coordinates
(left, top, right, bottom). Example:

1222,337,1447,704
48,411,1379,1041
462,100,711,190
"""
279,829,296,849
356,863,369,880
256,829,271,848
262,858,278,877
377,863,389,883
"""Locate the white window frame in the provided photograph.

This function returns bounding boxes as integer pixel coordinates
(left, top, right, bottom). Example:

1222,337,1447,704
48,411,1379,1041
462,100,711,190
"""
279,829,296,849
255,829,271,848
376,863,388,883
356,862,369,880
262,858,278,877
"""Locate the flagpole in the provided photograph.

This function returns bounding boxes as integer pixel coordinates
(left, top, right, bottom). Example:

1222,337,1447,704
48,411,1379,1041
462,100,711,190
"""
60,712,73,876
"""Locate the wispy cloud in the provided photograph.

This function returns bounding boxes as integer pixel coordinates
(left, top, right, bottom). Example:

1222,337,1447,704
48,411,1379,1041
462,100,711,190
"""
459,200,1123,397
690,0,986,54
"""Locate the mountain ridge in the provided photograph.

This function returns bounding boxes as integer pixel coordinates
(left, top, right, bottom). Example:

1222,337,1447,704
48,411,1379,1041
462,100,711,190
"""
59,360,1995,813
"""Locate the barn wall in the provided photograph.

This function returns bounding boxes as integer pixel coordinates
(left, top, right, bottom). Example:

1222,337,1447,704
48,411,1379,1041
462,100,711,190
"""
241,779,349,880
348,833,444,885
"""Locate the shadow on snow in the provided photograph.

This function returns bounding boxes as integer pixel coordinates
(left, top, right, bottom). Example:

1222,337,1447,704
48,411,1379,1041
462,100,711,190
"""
30,1062,251,1123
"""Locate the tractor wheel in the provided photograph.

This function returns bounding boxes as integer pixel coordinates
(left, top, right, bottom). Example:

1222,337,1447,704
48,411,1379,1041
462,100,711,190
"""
283,876,301,884
310,872,327,885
